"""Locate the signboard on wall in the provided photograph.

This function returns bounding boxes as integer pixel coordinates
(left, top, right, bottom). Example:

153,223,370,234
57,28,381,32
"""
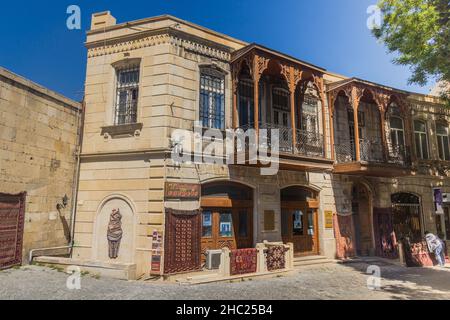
325,211,334,229
165,182,200,200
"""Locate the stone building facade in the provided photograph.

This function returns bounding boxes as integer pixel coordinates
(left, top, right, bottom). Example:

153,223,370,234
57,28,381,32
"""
0,67,81,269
71,12,450,278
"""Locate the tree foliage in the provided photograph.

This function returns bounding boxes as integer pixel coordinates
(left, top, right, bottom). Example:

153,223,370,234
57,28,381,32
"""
373,0,450,103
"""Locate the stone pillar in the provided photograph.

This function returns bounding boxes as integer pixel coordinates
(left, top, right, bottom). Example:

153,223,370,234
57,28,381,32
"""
256,243,267,273
219,247,231,277
286,242,294,270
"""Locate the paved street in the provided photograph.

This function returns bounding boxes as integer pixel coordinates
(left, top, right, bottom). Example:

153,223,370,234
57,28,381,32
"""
1,260,450,300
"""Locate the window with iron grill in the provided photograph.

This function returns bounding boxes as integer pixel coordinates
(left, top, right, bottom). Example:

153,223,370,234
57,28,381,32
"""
200,69,225,130
115,66,140,125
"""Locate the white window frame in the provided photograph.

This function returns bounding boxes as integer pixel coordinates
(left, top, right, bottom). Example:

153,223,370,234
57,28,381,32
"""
436,122,450,161
414,120,429,160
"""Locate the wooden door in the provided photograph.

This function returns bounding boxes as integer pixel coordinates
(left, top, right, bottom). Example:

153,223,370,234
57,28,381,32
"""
201,207,253,260
282,203,319,256
0,193,26,270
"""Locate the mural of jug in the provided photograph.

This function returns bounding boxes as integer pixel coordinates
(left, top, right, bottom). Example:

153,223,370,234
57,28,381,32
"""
92,195,136,264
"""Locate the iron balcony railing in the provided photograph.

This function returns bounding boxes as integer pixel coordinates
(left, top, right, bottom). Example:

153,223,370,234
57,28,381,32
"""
387,143,412,166
237,123,325,158
335,138,411,166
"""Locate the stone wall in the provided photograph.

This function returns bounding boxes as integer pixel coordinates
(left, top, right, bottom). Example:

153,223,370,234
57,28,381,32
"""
0,68,81,263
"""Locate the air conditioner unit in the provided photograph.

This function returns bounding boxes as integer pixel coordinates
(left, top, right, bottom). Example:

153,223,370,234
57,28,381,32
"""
205,250,222,270
443,193,450,204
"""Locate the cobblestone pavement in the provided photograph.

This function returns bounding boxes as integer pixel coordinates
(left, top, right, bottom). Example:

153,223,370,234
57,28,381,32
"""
1,261,450,300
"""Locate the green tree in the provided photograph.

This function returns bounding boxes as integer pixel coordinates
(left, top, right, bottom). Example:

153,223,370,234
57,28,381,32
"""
373,0,449,104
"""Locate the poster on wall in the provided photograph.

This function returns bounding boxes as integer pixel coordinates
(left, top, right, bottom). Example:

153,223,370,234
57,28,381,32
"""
220,222,232,237
434,188,444,215
151,230,163,273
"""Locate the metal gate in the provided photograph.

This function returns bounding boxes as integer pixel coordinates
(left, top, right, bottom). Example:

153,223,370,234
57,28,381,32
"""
0,193,26,270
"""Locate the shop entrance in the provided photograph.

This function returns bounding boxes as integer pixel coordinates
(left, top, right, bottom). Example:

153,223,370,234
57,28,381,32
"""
200,182,254,260
281,186,319,256
391,193,423,242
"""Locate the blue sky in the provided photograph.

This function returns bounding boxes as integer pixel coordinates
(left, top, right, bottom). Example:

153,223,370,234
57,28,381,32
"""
0,0,435,101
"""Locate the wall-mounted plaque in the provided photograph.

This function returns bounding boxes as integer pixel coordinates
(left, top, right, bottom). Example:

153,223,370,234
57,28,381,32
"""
165,182,200,200
325,211,334,229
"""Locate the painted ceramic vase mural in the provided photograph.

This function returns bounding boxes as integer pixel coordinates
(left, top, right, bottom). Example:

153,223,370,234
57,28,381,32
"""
107,209,123,259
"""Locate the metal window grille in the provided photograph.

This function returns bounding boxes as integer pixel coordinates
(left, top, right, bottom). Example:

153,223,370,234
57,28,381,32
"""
200,70,225,130
115,66,140,125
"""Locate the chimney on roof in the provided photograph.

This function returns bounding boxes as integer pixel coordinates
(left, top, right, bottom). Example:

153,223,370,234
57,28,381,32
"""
91,11,116,31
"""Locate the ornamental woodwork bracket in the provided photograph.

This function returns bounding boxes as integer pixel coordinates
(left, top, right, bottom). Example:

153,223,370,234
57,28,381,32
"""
281,64,303,94
312,73,326,103
252,53,270,84
371,90,391,114
343,85,365,111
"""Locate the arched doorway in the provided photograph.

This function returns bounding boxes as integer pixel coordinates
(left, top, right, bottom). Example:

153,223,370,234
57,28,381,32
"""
281,186,319,256
200,182,254,259
352,183,374,256
391,193,422,242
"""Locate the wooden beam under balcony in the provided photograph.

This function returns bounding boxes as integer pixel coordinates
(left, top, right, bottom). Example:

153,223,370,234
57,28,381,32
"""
233,151,334,172
333,162,413,177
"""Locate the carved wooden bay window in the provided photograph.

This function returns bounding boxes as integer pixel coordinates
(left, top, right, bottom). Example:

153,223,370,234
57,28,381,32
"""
199,68,225,130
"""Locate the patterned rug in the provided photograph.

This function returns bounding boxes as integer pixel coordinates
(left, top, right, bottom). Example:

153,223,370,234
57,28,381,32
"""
164,209,202,275
230,249,257,275
266,246,287,271
404,241,450,267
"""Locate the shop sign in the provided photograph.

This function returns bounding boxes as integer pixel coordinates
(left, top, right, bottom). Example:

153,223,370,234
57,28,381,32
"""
165,182,200,200
325,211,334,229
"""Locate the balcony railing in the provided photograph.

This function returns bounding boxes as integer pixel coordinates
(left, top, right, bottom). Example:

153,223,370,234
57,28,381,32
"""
238,123,325,158
387,143,412,166
335,138,411,166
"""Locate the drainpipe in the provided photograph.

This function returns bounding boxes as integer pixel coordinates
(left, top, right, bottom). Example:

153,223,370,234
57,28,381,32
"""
29,98,86,264
68,97,85,255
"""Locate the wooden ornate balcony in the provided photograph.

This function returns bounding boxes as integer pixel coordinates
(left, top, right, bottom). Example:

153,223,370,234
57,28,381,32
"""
235,123,333,171
333,138,412,177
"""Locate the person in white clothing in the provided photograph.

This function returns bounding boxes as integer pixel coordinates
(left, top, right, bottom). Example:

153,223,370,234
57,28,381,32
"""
425,231,446,267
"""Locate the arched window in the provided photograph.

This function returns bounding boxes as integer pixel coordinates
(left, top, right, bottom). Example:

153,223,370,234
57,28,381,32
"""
436,122,450,161
414,120,429,160
389,116,405,152
200,68,225,130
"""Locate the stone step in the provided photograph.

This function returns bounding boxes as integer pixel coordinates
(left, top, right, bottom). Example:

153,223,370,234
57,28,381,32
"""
293,256,336,268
